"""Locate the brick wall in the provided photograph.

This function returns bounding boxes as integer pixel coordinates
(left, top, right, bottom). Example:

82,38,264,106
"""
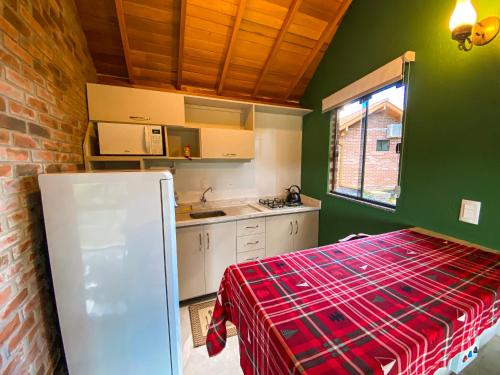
332,111,401,192
0,0,95,374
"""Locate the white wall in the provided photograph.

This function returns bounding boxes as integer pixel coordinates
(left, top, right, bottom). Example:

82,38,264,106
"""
173,112,302,203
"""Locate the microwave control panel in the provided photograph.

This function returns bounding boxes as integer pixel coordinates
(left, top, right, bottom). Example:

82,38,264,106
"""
150,127,163,154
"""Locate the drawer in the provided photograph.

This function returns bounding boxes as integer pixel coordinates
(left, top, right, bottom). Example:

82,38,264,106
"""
237,218,265,237
237,249,265,264
237,233,265,253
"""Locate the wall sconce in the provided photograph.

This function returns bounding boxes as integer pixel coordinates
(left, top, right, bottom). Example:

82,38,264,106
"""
449,0,499,51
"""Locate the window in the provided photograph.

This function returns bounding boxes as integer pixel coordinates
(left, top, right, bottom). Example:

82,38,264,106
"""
329,82,406,208
376,140,390,152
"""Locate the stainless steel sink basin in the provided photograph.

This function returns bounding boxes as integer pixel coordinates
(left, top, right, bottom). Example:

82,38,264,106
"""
189,210,226,219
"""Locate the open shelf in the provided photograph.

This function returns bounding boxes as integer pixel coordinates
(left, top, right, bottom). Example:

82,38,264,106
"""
166,127,200,158
184,96,254,131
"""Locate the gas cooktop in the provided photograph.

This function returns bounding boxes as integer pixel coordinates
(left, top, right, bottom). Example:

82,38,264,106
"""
258,198,303,209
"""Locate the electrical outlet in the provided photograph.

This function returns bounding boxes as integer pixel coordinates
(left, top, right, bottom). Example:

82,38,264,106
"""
459,199,481,225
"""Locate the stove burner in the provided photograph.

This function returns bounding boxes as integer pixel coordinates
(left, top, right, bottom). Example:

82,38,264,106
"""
259,198,303,209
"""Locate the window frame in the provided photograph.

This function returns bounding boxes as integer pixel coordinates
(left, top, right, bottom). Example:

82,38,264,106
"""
328,80,408,210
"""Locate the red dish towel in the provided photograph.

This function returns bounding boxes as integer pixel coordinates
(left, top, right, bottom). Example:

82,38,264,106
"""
206,229,500,375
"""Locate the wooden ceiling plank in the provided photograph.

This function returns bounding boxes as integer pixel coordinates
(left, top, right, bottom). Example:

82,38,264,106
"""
283,0,351,100
216,0,247,95
114,0,135,83
252,0,302,97
177,0,187,89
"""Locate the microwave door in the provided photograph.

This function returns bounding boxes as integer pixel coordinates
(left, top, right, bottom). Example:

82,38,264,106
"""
98,123,149,155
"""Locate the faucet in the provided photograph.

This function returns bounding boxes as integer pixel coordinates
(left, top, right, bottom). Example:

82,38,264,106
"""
200,187,213,205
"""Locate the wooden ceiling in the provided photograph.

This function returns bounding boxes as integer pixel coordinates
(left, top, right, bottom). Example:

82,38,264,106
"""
75,0,351,105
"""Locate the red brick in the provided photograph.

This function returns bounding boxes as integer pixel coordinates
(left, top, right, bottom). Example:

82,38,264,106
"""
0,81,24,101
15,163,42,177
38,114,59,129
7,210,28,228
3,178,36,194
0,97,5,112
1,288,28,319
8,313,35,351
0,285,13,306
0,17,19,40
0,165,13,177
0,147,29,161
13,133,37,148
26,96,48,113
0,196,19,212
3,34,33,65
54,152,70,162
3,6,31,37
0,230,20,252
0,129,9,144
0,50,20,72
0,314,20,343
6,67,34,93
42,139,58,151
35,85,55,104
22,65,44,86
8,100,36,121
11,240,30,259
31,150,52,161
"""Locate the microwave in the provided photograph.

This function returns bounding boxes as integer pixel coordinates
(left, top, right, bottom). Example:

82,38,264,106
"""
97,122,164,155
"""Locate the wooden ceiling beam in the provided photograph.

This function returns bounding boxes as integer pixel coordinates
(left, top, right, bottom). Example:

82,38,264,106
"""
283,0,352,100
252,0,303,98
176,0,187,90
114,0,135,83
217,0,247,96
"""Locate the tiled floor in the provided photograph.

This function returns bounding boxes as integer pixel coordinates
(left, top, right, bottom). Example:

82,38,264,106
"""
462,336,500,375
180,302,499,375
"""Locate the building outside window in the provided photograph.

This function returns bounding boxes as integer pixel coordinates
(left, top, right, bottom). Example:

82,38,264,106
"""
329,83,406,208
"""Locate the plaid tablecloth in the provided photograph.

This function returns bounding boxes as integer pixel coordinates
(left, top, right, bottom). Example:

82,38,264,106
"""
206,229,500,375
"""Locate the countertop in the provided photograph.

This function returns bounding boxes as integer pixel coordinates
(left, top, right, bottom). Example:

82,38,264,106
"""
175,195,321,228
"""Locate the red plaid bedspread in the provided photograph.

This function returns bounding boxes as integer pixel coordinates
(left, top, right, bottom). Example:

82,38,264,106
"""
206,229,500,375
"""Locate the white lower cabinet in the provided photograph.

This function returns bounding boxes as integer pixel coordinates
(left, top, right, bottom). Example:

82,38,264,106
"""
176,221,236,301
176,225,205,301
176,211,318,300
204,222,237,294
265,211,319,257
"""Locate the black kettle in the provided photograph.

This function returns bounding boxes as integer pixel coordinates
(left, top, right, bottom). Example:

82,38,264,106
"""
285,185,301,204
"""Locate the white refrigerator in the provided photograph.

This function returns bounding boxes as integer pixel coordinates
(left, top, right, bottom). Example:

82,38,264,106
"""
39,171,181,375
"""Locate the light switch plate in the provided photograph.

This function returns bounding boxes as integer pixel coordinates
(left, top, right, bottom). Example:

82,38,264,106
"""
459,199,481,225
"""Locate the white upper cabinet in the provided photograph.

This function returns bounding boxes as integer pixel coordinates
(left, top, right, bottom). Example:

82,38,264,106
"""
200,128,254,159
86,83,185,126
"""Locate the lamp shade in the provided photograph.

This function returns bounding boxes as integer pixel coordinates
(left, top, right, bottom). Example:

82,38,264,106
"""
449,0,477,31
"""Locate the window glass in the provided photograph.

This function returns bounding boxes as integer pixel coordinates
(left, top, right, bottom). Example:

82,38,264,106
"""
329,82,406,208
332,100,365,198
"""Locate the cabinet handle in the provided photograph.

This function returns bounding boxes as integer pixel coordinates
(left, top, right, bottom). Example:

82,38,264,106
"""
199,233,202,252
223,153,237,157
245,225,259,229
295,220,299,235
206,232,210,250
289,221,293,235
246,256,259,261
129,115,151,121
246,241,259,245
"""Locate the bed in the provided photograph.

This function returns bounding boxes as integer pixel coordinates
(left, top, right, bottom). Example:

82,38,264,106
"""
206,229,500,375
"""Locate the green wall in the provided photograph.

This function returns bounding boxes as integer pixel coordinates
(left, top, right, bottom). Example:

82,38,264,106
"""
301,0,500,249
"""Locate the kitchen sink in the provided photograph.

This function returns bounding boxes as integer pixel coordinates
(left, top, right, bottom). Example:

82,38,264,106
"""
189,210,227,219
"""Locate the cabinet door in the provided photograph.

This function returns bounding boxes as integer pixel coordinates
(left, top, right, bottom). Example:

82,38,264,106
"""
265,215,294,257
87,83,185,126
200,128,254,159
204,222,237,294
176,226,205,301
293,211,319,252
